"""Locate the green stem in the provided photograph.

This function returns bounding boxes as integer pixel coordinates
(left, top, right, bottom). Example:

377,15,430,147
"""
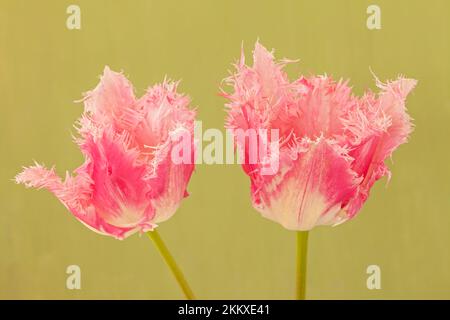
147,230,195,300
296,231,309,300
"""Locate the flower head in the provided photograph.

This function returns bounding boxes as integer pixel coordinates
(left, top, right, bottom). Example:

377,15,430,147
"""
16,67,196,239
223,42,416,231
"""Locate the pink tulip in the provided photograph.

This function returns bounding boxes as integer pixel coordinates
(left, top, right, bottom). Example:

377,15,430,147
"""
16,67,196,240
223,42,416,231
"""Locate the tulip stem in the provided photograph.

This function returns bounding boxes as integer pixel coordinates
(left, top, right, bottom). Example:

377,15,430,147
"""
296,231,309,300
147,230,195,300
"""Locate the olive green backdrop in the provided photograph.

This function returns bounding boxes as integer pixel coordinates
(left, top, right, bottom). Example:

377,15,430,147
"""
1,0,449,299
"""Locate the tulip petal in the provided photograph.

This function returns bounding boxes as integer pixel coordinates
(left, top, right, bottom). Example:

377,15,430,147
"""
346,78,416,217
151,150,194,223
84,66,135,116
134,81,195,153
141,126,195,223
252,139,359,230
224,42,291,133
80,129,156,234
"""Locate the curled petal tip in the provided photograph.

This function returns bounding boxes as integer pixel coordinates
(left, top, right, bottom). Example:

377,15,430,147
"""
15,164,61,190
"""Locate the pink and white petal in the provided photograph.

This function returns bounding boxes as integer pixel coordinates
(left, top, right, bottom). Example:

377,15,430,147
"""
152,161,194,223
133,81,195,154
15,163,63,192
68,201,155,240
345,77,416,218
351,77,415,173
291,76,356,139
252,139,360,230
79,129,156,230
252,42,289,98
63,165,156,240
375,77,416,158
83,66,136,121
147,133,195,223
224,42,292,135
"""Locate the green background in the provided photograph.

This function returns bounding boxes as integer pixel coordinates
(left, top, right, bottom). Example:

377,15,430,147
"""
1,0,449,299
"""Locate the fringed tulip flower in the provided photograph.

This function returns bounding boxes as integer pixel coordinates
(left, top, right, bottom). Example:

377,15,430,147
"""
16,67,196,298
222,42,416,299
223,42,416,231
